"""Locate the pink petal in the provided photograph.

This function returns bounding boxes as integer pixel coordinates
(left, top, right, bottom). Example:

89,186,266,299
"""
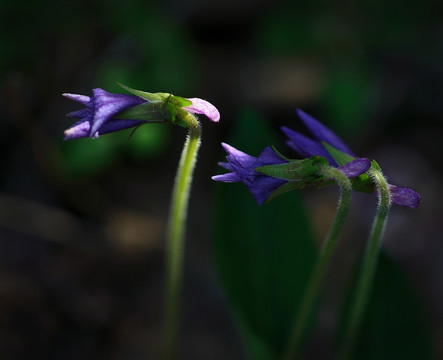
185,98,220,122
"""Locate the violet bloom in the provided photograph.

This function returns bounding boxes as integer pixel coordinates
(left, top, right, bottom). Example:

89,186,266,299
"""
281,109,420,208
212,143,370,205
63,88,220,140
212,144,288,205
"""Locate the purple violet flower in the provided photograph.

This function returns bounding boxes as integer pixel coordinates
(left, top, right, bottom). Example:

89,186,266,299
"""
212,144,288,205
212,143,370,205
63,88,220,140
281,109,421,208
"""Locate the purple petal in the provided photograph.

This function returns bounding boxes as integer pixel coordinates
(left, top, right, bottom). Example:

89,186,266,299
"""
62,93,91,105
296,109,355,157
389,185,421,208
213,143,288,205
218,162,234,171
338,158,371,178
246,176,287,205
185,98,220,122
64,118,146,140
66,108,90,119
242,147,288,204
89,88,146,137
212,172,241,183
255,147,287,167
64,120,91,140
221,143,256,169
96,119,145,136
281,126,337,165
227,161,254,183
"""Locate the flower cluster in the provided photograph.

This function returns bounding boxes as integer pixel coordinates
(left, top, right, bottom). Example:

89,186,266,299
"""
63,86,220,140
213,109,420,208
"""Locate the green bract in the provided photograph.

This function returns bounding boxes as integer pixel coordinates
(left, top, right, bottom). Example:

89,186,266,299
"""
118,82,192,107
255,155,330,203
256,155,329,181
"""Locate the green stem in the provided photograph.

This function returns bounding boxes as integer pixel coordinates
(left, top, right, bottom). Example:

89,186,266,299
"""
283,166,353,360
340,168,391,360
163,115,201,360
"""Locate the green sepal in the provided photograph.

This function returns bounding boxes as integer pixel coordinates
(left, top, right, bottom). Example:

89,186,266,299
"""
118,82,169,102
322,142,355,166
118,83,192,108
117,83,195,127
168,95,192,108
255,155,329,181
370,159,382,171
270,146,292,161
256,155,329,203
264,176,325,203
114,101,167,121
170,109,192,128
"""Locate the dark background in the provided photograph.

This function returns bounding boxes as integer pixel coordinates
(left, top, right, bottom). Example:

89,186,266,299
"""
1,0,442,359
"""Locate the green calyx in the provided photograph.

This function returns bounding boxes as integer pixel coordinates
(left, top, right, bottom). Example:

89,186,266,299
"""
116,83,195,128
255,142,384,204
256,155,329,181
255,155,331,203
118,82,192,107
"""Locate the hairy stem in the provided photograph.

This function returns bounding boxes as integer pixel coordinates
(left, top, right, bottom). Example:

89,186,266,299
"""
340,168,391,360
283,166,352,360
163,115,201,360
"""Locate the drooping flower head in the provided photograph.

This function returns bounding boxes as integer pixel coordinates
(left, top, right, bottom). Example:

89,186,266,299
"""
213,143,371,205
281,109,421,208
213,109,420,208
63,84,220,140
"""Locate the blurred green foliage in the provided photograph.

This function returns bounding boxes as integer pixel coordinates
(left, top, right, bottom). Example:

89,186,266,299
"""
254,0,439,134
97,0,197,93
1,0,440,357
59,124,169,178
340,253,433,360
213,109,316,359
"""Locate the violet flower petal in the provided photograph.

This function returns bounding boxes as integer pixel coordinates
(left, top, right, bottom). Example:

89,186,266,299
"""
64,120,91,140
212,172,241,183
338,158,371,178
221,143,256,169
218,161,234,171
246,175,286,205
213,144,288,205
89,88,146,137
62,93,91,105
296,109,355,157
281,126,336,165
185,98,220,122
388,185,421,208
66,108,90,119
245,147,288,204
255,146,287,166
64,118,146,140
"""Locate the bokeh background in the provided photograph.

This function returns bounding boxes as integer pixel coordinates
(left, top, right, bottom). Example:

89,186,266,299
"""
1,0,443,359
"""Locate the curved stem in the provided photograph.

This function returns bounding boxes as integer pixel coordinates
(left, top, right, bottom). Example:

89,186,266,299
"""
163,115,201,360
340,168,391,360
283,166,352,360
